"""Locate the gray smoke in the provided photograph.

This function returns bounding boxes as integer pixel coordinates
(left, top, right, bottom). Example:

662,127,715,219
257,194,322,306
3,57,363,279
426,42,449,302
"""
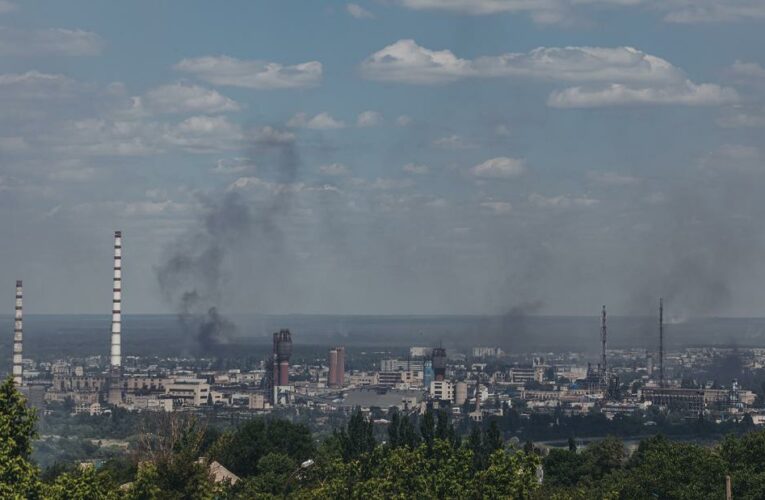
627,179,764,320
156,192,251,352
156,128,302,351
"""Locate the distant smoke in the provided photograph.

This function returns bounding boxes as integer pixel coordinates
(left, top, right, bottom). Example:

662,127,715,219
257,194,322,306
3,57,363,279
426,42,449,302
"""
156,128,301,351
627,182,763,320
156,193,251,352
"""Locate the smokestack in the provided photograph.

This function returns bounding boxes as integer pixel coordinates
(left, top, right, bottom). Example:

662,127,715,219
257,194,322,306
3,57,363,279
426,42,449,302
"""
12,280,23,387
328,348,338,387
273,329,292,387
111,231,122,369
336,346,345,387
432,347,447,382
600,305,607,387
659,297,664,388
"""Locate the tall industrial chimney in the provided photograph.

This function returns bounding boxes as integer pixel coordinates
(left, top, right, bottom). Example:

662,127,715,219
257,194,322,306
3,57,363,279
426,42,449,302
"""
111,231,122,369
107,231,123,405
328,348,338,387
432,347,447,382
12,280,23,386
336,346,345,387
600,305,607,387
659,297,664,388
273,329,292,387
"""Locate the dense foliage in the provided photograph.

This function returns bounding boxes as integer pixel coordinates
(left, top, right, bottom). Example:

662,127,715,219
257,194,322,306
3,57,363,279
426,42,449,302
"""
7,377,765,498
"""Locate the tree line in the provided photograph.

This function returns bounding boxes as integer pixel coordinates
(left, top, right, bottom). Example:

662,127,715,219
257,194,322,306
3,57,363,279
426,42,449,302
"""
3,377,765,498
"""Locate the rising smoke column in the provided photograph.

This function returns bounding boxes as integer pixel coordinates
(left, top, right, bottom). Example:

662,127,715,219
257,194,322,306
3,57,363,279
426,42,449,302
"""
156,127,302,352
156,192,250,352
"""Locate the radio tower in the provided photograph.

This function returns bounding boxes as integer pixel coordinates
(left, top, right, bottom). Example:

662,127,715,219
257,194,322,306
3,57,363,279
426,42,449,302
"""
600,305,607,388
12,280,23,387
659,297,664,388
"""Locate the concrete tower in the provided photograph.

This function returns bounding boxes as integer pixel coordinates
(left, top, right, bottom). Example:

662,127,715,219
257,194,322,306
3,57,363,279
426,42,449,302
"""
111,230,122,369
659,297,664,388
432,347,447,382
273,329,292,387
336,346,345,387
107,231,123,405
328,348,338,387
12,280,23,386
600,305,608,388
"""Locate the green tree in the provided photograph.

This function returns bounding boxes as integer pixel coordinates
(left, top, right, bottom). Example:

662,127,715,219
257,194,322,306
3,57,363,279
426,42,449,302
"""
338,408,376,461
211,417,314,478
0,377,41,499
43,466,119,500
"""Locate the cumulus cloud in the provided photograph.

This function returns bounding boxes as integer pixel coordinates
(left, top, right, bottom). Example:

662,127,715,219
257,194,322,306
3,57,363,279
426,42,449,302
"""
433,134,475,149
139,83,241,114
396,115,412,126
175,55,322,89
586,171,640,186
212,158,254,175
0,71,79,99
395,0,765,24
481,201,513,214
730,60,765,81
347,3,375,19
469,157,526,179
319,163,351,176
548,81,737,108
717,108,765,128
0,27,104,56
403,163,430,175
356,110,383,127
361,40,736,107
287,112,345,129
529,193,599,208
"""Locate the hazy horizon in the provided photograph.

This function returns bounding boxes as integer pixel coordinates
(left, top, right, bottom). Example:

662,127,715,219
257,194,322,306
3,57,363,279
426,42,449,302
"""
2,1,764,323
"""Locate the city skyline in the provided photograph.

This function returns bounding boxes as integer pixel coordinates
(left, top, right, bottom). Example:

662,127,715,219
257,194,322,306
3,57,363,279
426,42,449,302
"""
1,1,764,317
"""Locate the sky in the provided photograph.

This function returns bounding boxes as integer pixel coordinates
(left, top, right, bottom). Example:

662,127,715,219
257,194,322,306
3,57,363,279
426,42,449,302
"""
1,0,765,317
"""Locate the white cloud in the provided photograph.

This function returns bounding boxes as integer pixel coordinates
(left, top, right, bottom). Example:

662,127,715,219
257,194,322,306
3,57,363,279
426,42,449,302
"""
0,71,78,99
251,126,295,145
0,27,104,56
396,115,412,126
730,60,765,80
481,201,513,214
433,134,475,149
319,163,351,176
141,83,241,114
287,112,345,129
357,110,383,127
347,3,375,19
548,81,736,108
175,55,322,89
212,158,254,175
469,157,526,179
361,40,736,107
586,171,640,186
403,163,430,175
529,193,599,208
396,0,765,24
717,108,765,128
350,177,414,190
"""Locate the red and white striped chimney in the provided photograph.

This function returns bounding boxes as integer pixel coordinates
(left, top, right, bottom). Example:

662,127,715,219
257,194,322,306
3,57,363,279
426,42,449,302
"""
12,280,23,386
110,231,122,369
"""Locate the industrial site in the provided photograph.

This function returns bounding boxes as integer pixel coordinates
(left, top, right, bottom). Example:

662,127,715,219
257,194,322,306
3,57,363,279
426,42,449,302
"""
8,231,763,433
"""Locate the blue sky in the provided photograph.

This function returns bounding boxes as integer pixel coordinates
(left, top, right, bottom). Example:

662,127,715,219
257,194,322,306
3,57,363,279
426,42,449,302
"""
1,0,765,317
